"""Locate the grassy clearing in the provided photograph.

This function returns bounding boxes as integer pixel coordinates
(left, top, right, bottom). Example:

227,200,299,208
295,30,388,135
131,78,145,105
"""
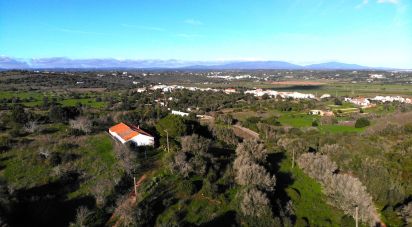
319,124,364,133
0,91,44,100
278,113,318,127
68,134,122,198
0,130,122,200
60,98,106,108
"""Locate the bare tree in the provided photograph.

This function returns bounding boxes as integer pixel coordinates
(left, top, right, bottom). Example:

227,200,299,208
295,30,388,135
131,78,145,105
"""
170,152,193,178
70,206,92,227
235,139,268,164
235,163,276,191
69,116,92,134
181,134,211,155
115,195,136,226
114,143,137,176
240,188,271,217
400,202,412,225
24,121,39,133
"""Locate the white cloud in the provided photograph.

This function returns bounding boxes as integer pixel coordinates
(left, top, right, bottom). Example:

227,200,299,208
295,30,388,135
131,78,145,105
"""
377,0,399,4
356,0,400,8
184,19,202,25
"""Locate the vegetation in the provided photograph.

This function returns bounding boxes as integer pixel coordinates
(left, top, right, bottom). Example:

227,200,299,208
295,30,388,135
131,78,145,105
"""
0,69,411,226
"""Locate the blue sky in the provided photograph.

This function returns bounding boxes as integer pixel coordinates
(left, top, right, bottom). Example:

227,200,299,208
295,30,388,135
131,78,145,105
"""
0,0,411,68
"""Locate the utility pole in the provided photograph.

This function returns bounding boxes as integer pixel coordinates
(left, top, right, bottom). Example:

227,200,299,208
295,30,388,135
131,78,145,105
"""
133,177,137,202
355,206,359,227
164,129,170,153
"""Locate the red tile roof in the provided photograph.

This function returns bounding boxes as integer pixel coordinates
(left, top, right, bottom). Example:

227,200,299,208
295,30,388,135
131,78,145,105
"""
109,123,153,142
109,123,139,141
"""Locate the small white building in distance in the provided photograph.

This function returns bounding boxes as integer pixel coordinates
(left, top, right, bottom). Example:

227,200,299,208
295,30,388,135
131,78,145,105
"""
171,110,189,117
320,94,331,99
308,110,334,116
224,88,237,94
109,123,154,146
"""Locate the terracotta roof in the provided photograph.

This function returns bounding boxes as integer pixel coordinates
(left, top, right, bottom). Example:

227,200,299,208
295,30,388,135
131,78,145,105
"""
109,123,139,142
129,125,152,137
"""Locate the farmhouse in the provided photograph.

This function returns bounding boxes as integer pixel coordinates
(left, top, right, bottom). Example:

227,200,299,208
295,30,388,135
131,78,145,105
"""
171,110,189,117
224,88,237,94
109,123,154,146
308,110,334,116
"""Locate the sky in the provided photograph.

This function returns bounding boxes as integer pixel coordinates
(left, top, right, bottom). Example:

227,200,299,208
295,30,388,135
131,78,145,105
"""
0,0,411,68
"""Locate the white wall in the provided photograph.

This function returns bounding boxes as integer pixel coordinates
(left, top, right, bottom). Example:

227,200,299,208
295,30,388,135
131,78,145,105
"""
131,134,154,146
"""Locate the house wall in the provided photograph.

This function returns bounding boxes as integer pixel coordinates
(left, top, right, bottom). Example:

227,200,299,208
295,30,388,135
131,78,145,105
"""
131,134,154,146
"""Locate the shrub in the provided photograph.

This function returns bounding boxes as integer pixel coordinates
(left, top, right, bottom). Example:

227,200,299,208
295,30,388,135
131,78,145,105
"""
177,180,197,196
355,117,370,128
334,98,343,105
404,123,412,133
0,136,12,152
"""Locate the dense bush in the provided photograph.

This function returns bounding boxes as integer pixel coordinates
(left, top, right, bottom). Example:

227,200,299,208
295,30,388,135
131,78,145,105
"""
155,114,187,138
48,105,80,123
355,117,370,128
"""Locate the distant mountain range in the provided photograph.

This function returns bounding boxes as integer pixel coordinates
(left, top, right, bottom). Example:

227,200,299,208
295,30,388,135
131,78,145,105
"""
0,57,391,70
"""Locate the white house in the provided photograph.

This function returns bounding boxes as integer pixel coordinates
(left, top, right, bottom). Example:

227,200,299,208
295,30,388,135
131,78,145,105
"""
224,88,237,94
109,123,154,146
171,110,189,117
320,94,331,99
308,110,334,116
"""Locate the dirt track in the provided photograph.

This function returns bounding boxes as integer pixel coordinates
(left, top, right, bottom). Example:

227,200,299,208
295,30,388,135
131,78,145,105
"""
233,124,260,140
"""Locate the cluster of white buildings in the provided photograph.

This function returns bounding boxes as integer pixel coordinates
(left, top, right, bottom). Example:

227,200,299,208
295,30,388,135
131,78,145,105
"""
344,97,371,107
139,84,412,104
144,85,317,100
207,74,259,80
141,84,240,95
245,89,315,99
371,96,412,104
146,84,222,93
344,95,412,107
